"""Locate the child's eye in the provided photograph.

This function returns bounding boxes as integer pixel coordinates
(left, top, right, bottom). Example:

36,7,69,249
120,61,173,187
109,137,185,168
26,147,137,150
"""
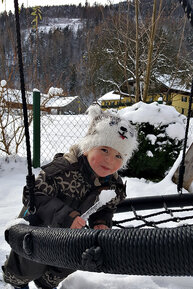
101,148,108,153
116,154,122,159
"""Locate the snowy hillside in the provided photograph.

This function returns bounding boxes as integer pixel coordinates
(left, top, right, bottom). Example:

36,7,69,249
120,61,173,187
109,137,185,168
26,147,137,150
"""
38,17,84,33
23,17,84,40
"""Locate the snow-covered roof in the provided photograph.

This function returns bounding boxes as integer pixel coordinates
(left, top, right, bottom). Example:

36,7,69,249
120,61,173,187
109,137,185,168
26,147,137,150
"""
156,74,190,93
5,89,36,104
122,75,190,93
45,96,78,108
98,91,121,102
0,82,77,108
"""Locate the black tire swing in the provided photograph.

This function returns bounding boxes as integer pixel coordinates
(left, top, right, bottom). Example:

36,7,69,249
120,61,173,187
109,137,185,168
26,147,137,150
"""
5,0,193,276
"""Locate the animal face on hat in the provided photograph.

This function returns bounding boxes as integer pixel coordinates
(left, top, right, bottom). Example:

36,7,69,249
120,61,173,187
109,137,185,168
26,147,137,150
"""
79,105,138,165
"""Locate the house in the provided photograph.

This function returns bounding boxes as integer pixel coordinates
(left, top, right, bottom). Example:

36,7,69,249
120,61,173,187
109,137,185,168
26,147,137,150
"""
157,75,192,116
171,92,192,116
98,91,135,110
98,76,192,116
44,95,87,115
0,86,87,115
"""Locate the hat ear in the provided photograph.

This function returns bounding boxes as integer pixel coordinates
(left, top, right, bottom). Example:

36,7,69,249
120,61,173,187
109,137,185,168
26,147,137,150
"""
86,104,103,120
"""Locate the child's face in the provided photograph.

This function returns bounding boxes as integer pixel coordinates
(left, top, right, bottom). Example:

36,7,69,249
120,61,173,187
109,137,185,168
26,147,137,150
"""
84,146,123,177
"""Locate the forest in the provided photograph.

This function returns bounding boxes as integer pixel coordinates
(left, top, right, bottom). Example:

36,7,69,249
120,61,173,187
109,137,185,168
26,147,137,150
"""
0,0,193,104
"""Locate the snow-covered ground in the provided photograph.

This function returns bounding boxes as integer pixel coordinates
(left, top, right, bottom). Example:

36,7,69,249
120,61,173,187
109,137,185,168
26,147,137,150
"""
1,103,193,289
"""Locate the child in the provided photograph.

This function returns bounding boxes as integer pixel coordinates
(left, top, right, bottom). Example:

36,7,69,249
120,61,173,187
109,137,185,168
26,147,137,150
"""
2,105,138,289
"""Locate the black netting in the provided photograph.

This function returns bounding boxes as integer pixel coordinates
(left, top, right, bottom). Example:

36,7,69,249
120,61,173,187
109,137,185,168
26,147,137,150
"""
113,193,193,229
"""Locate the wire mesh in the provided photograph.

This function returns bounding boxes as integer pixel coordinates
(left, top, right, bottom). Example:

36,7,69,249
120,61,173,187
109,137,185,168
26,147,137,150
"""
2,86,193,229
0,86,89,160
39,96,89,162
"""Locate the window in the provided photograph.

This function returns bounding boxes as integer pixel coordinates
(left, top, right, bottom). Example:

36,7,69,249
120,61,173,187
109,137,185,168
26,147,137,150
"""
182,96,187,102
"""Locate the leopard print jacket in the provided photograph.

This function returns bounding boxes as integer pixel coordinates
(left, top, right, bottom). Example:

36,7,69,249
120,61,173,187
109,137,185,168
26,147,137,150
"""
23,145,126,228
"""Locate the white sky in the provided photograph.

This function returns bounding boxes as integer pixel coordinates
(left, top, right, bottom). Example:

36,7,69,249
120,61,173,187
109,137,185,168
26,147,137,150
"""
0,0,125,13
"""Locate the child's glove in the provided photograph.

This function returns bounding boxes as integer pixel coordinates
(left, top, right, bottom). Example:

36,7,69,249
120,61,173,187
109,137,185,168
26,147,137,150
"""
81,246,103,271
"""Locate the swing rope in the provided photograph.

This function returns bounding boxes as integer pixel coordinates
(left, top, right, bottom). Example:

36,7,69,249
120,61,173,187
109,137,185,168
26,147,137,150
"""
14,0,35,213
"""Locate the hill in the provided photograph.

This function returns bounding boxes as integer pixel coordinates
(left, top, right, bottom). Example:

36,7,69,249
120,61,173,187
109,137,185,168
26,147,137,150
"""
0,0,193,103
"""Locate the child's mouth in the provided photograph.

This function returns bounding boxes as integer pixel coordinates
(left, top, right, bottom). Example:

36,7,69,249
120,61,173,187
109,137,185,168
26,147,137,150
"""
101,165,110,171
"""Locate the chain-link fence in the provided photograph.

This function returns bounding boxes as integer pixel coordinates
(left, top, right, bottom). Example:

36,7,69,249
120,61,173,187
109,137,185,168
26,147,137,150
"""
38,94,89,163
2,87,193,229
0,86,90,162
1,85,193,167
40,113,89,163
38,100,193,167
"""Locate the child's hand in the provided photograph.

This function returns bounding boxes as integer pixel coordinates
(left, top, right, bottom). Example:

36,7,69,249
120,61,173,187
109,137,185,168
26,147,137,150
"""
94,224,109,230
70,216,86,229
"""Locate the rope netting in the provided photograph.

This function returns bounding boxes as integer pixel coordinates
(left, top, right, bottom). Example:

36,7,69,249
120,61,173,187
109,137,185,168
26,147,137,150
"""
113,193,193,229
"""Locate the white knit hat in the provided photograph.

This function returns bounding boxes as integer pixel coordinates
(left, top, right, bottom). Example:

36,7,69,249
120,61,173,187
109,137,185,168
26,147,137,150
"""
79,105,138,165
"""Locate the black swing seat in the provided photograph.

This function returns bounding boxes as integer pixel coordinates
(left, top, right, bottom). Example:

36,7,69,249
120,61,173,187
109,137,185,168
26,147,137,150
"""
5,223,193,276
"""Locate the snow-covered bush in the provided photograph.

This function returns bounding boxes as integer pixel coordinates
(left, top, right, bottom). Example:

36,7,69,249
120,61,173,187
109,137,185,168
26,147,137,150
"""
118,102,186,181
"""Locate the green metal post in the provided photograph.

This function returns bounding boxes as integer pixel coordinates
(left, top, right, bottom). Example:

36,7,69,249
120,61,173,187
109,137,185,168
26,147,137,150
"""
33,90,40,168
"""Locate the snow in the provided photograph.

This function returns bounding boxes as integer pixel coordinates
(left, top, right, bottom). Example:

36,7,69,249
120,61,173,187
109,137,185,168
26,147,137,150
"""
0,87,46,105
166,123,185,140
0,80,7,87
23,18,84,41
38,18,83,34
0,84,77,112
118,101,186,127
147,150,153,157
33,88,40,93
146,134,157,145
0,103,193,288
157,74,191,93
5,218,29,231
99,189,116,205
45,96,78,107
48,87,63,96
98,91,122,102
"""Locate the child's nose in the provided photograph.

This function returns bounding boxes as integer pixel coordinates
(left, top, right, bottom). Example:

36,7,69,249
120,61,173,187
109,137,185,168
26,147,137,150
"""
105,153,113,163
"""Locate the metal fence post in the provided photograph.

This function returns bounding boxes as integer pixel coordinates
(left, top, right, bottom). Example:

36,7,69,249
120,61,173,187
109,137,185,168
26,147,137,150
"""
33,90,40,168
